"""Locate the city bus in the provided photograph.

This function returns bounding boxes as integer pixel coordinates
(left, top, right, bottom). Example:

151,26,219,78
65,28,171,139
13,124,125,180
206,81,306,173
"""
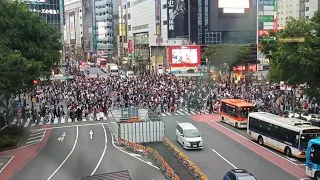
248,112,320,158
219,99,254,128
306,137,320,180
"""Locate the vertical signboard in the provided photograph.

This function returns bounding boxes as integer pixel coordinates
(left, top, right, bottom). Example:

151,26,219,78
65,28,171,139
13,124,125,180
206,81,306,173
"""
155,0,161,36
69,12,76,44
258,0,275,37
82,0,94,52
167,0,188,38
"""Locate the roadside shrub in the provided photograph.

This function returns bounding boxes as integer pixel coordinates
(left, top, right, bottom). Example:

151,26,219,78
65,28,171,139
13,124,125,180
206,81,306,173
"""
0,135,19,149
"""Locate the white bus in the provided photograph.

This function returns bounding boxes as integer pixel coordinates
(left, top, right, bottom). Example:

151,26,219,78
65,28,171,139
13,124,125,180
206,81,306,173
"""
247,112,320,158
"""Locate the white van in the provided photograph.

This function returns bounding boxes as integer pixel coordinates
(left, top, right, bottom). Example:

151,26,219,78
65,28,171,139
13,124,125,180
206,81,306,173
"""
176,122,203,149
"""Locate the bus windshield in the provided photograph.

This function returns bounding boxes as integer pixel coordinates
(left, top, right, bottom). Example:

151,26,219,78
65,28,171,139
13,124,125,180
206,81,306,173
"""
239,107,253,118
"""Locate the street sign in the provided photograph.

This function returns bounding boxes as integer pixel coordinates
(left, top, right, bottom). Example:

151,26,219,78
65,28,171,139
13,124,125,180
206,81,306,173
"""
261,37,276,43
259,16,274,22
279,37,305,43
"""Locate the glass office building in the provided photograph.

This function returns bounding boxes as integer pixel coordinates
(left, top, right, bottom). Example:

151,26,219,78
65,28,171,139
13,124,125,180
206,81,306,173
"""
24,0,61,30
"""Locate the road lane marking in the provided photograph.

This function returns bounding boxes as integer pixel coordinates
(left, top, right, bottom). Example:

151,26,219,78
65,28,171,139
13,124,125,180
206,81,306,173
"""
90,124,107,175
107,123,160,170
211,149,237,168
0,156,14,174
210,121,299,166
47,126,79,180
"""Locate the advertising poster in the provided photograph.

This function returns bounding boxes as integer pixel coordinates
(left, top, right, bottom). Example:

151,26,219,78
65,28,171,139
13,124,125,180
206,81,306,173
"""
69,12,76,44
168,46,201,67
273,0,277,32
155,0,161,36
167,0,188,38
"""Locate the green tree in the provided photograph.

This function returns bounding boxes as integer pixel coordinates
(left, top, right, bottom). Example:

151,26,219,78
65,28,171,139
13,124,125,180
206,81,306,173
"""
0,1,62,102
260,13,320,102
204,44,249,72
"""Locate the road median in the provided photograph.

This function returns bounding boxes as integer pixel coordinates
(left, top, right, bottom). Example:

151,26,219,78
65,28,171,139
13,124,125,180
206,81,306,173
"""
117,138,180,180
162,136,208,180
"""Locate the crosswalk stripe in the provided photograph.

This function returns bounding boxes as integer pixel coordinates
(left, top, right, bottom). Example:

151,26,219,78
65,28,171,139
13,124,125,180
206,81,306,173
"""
82,118,86,122
60,117,65,124
161,113,167,116
46,119,51,124
176,110,185,115
11,119,17,125
54,118,59,124
24,119,30,127
180,109,192,115
68,118,72,123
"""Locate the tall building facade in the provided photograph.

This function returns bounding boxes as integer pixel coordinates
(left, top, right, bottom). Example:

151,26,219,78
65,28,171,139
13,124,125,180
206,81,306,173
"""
24,0,61,30
64,0,83,59
95,0,114,57
113,0,128,59
277,0,320,27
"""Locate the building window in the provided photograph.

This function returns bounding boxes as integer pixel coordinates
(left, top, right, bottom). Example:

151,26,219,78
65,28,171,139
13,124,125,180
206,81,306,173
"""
128,25,131,31
163,4,167,9
306,16,309,19
127,2,130,8
163,20,167,25
306,7,309,11
128,13,131,19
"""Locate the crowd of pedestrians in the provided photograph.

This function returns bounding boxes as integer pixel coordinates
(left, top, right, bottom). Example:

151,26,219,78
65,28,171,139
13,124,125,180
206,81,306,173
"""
1,68,319,127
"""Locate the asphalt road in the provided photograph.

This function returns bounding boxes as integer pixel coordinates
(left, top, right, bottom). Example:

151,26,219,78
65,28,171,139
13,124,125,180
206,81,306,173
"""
162,115,298,180
11,123,165,180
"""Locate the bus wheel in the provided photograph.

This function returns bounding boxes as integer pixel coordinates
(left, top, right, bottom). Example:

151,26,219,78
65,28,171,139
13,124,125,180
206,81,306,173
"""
284,147,292,157
235,122,239,128
315,171,320,180
258,136,264,145
221,117,224,122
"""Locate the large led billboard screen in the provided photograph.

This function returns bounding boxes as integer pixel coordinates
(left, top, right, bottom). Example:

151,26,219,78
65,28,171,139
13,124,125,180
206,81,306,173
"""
218,0,250,8
168,46,201,67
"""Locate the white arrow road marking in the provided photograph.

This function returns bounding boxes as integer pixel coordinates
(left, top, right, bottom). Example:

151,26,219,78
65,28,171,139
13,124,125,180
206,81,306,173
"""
47,126,79,180
62,132,66,137
58,136,64,142
89,130,93,140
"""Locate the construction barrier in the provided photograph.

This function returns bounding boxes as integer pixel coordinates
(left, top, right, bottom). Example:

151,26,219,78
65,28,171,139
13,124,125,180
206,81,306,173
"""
117,138,180,180
162,136,208,180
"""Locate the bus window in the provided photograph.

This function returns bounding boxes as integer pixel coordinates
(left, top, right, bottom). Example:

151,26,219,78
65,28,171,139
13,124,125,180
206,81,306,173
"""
311,144,320,164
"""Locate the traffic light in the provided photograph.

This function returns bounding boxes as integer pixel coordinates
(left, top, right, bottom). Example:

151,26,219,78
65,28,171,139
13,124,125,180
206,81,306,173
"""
33,80,38,85
245,44,259,64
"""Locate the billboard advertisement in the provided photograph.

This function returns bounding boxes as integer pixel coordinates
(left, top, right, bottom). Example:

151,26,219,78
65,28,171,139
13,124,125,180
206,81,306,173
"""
168,46,201,67
69,12,76,44
218,0,249,8
167,0,188,38
155,0,161,36
82,0,94,52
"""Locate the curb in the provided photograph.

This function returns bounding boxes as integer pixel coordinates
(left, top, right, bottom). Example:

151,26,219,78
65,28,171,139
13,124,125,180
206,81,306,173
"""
117,138,180,180
162,136,208,180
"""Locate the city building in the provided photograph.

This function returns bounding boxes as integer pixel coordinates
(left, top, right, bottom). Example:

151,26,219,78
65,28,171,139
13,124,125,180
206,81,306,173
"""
24,0,61,30
126,0,258,72
95,0,114,57
64,0,83,59
81,0,114,58
277,0,319,27
113,0,128,60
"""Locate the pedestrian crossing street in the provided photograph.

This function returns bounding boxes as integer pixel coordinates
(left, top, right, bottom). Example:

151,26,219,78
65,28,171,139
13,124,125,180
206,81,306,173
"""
10,113,107,128
159,108,212,117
